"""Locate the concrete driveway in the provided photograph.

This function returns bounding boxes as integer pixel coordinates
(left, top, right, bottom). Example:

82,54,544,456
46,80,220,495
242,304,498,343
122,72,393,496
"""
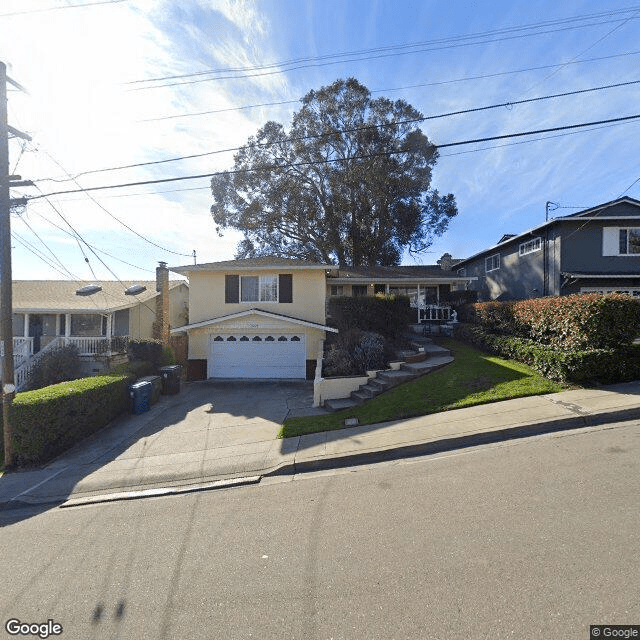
3,380,327,508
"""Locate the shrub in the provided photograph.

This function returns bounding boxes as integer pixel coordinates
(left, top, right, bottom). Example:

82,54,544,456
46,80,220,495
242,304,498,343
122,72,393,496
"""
454,322,640,383
127,339,175,373
328,295,413,344
9,374,132,466
460,293,640,350
27,344,82,391
322,330,387,376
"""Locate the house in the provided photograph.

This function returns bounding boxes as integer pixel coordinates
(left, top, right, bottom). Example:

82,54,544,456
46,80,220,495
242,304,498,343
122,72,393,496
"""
9,265,188,386
453,197,640,301
325,256,472,323
169,257,338,380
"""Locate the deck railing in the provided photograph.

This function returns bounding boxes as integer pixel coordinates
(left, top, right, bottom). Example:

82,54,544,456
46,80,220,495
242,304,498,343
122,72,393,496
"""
418,305,453,323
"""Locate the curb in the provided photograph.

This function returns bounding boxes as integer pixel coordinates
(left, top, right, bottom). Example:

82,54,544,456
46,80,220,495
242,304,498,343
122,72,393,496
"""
265,407,640,477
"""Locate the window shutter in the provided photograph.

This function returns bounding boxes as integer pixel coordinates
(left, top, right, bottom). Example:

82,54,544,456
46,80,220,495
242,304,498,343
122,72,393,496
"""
279,274,293,303
602,227,619,256
225,275,239,303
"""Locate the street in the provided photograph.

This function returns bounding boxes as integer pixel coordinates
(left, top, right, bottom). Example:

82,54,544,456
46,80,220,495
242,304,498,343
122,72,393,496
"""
1,420,639,640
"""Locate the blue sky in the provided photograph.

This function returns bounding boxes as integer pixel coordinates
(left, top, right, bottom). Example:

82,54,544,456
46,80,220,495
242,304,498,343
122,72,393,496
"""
2,0,640,280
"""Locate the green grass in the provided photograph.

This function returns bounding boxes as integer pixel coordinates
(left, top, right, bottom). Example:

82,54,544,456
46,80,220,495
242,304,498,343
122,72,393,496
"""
279,338,567,438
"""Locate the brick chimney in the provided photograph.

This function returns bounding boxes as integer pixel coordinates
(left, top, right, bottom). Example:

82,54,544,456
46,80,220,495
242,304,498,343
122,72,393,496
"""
153,261,170,344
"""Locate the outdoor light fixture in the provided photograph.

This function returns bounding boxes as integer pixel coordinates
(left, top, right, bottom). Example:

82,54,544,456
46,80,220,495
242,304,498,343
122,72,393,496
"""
75,284,102,296
124,284,147,296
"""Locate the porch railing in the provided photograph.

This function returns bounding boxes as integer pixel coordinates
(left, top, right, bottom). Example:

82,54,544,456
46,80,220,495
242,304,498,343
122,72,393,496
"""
418,305,453,323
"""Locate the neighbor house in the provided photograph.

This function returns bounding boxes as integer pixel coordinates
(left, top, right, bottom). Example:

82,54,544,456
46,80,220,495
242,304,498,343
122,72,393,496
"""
169,257,338,380
325,256,472,323
9,267,188,387
453,197,640,301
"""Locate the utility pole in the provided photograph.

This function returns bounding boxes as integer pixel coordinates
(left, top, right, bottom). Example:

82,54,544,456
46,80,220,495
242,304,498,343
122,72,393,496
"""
1,61,30,469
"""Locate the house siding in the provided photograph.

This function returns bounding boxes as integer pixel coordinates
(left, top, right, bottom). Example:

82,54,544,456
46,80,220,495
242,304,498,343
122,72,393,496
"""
188,270,327,326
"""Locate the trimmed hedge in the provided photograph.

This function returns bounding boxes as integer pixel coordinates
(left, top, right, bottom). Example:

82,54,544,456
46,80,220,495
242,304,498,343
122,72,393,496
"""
454,323,640,383
328,295,414,343
460,293,640,350
7,374,132,466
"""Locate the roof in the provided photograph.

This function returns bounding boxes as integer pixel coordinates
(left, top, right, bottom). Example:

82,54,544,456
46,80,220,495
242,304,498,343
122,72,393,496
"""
170,256,334,275
456,196,640,266
171,308,338,334
12,280,187,313
327,264,473,283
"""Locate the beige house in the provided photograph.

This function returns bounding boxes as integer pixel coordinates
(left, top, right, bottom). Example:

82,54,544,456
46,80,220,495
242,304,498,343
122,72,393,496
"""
10,276,188,386
170,258,338,379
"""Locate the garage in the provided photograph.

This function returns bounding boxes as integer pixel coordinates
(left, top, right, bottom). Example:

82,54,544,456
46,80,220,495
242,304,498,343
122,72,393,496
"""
208,333,306,379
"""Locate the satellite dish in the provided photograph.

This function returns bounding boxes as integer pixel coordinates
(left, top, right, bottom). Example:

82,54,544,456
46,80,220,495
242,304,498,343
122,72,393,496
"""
76,284,102,296
125,284,147,296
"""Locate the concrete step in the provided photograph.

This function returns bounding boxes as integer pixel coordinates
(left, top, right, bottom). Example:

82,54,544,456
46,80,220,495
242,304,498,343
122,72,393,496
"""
350,390,371,404
400,355,454,374
356,382,380,398
369,377,392,392
377,369,417,386
324,397,360,412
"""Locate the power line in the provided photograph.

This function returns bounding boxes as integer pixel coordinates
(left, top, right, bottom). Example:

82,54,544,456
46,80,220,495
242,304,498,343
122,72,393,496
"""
0,0,126,18
125,7,640,89
11,232,76,280
28,112,640,200
39,149,194,257
36,78,640,182
138,49,640,123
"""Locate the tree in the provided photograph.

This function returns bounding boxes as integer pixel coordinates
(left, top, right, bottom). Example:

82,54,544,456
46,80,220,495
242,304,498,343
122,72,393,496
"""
210,78,457,266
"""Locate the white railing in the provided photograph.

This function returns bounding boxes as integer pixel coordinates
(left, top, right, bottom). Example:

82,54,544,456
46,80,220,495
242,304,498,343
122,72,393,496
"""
14,336,65,391
418,305,453,323
0,338,34,370
61,336,111,356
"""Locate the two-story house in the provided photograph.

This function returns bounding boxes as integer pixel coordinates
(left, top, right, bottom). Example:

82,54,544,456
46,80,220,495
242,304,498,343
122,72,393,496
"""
169,258,338,379
453,197,640,301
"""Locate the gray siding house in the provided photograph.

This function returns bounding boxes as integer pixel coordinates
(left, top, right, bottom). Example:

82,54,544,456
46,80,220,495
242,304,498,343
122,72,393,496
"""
454,197,640,301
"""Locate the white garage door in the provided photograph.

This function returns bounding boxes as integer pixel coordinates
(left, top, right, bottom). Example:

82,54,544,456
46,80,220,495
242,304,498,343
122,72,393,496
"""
208,333,306,379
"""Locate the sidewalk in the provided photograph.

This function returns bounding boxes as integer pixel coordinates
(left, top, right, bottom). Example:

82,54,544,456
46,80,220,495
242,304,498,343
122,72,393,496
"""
2,380,640,509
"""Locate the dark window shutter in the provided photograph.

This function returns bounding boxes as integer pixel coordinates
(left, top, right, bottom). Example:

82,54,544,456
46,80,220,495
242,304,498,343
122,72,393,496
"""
279,274,293,303
225,275,239,303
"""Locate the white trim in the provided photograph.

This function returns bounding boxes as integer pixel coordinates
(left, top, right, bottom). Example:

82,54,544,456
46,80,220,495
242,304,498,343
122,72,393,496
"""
519,237,542,256
485,253,500,272
563,273,640,278
171,308,338,334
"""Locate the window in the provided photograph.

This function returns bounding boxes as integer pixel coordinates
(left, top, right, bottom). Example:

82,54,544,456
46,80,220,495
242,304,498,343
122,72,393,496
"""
519,237,542,256
457,267,466,277
352,285,368,297
225,274,286,302
485,254,500,272
330,285,344,296
70,313,104,337
619,228,640,254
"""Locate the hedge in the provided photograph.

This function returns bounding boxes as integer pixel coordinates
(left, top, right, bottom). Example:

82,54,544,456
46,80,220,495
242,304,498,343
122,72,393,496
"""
460,293,640,350
7,374,132,466
454,323,640,383
327,295,414,343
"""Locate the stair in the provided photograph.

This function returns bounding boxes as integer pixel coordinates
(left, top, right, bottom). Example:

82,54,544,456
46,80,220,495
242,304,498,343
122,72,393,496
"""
323,338,454,412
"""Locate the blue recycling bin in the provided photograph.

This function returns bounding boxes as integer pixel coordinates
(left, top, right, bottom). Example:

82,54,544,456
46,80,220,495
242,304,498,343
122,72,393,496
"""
129,379,152,414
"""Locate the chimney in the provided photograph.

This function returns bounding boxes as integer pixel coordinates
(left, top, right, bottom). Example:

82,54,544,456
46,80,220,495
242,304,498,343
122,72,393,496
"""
153,261,170,344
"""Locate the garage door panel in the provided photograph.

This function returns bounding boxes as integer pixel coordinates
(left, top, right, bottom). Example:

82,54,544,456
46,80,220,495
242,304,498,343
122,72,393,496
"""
209,334,306,378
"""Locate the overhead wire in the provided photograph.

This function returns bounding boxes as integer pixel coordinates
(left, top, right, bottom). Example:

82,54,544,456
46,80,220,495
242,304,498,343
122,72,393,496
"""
137,49,640,124
0,0,126,18
27,113,640,200
35,78,640,183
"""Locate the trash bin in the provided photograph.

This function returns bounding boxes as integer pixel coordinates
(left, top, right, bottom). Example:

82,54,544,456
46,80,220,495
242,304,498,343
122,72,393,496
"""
129,380,152,414
159,365,183,395
138,375,162,405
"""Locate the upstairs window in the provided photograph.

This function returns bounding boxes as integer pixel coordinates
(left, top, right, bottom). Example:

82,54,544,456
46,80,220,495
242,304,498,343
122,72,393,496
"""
485,254,500,272
519,237,542,256
225,273,292,303
619,228,640,254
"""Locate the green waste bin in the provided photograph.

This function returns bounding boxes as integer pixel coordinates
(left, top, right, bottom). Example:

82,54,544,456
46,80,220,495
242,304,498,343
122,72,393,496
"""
160,365,183,395
129,380,152,414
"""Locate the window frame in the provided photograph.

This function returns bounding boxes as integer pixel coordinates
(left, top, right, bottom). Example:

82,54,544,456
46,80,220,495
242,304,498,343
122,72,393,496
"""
618,228,640,255
485,253,501,273
239,275,279,303
519,237,542,256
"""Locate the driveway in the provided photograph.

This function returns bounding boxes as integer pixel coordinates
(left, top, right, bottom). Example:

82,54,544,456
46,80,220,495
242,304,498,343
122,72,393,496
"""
2,380,328,509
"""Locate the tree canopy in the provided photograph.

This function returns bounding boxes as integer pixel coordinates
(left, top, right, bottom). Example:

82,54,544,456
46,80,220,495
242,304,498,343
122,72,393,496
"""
210,78,457,266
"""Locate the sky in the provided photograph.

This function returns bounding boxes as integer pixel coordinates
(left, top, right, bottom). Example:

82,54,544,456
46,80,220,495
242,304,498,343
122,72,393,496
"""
2,0,640,282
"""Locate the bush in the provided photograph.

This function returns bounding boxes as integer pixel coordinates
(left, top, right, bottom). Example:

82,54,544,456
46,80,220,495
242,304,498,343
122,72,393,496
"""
9,374,132,466
328,295,414,344
460,293,640,350
27,344,81,391
454,322,640,383
127,339,175,373
322,330,387,377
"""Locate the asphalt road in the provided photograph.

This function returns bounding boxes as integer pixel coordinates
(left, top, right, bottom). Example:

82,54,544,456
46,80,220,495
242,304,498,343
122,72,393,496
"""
1,421,638,640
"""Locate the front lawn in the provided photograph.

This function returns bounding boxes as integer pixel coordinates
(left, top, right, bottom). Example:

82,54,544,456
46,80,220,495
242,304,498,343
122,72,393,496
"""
279,338,567,438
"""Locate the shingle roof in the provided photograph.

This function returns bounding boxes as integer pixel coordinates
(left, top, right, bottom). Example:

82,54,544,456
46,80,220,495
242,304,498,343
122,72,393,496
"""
12,280,187,313
170,256,334,275
332,265,457,278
